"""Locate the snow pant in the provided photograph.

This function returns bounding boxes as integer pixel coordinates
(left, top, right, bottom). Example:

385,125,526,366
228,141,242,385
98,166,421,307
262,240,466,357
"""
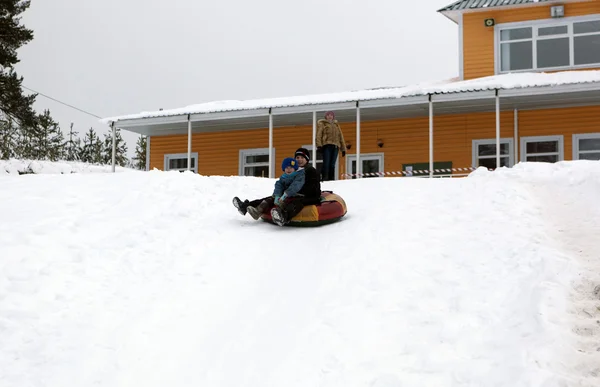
321,144,338,181
245,196,275,209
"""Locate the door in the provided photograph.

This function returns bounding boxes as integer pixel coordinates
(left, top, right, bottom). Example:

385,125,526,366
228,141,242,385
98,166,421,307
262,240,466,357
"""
346,153,384,178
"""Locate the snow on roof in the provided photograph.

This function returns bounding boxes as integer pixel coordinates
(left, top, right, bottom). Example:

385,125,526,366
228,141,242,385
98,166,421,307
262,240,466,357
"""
100,70,600,124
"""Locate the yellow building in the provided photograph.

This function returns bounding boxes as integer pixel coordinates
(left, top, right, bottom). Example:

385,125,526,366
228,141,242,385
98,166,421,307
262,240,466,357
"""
102,0,600,179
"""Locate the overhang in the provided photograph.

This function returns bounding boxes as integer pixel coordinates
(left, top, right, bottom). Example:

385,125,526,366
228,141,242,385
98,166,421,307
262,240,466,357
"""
111,84,600,137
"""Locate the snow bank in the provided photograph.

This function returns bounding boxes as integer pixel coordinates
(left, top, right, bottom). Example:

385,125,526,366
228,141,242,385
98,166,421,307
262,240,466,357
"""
0,161,599,387
0,159,137,175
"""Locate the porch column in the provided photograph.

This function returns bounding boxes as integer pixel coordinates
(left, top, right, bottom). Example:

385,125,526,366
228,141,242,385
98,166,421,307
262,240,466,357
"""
356,101,361,178
495,89,500,169
312,111,316,168
187,114,192,171
428,94,433,178
269,109,273,178
111,122,116,173
146,136,150,171
514,109,519,164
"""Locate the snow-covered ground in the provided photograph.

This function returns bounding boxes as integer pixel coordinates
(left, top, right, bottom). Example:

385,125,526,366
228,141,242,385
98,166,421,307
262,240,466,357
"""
0,159,134,175
0,160,599,387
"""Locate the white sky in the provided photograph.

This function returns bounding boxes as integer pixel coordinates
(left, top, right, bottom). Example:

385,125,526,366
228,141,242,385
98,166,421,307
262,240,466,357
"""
15,0,459,156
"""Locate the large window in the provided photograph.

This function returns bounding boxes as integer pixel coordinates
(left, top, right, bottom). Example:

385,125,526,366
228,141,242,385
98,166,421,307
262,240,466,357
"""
472,139,514,169
497,16,600,73
520,135,564,163
573,133,600,160
302,144,339,180
164,152,198,173
239,148,275,177
345,153,384,179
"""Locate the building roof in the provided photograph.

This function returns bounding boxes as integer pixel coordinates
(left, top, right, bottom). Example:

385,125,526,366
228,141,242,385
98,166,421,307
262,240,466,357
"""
438,0,554,13
100,70,600,125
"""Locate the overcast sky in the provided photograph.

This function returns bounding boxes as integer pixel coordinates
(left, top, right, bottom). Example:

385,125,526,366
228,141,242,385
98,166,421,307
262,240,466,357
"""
15,0,459,156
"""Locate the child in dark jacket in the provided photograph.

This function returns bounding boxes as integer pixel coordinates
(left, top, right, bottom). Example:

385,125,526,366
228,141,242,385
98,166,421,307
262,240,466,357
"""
232,157,303,220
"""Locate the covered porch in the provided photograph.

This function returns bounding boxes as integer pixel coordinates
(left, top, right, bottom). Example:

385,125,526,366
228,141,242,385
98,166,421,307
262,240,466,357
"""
102,72,600,178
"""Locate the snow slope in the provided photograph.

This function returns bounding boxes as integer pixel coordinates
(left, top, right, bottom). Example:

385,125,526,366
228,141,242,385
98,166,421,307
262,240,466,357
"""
0,161,599,387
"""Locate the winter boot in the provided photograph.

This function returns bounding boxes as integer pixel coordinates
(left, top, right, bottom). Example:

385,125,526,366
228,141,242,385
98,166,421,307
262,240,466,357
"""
270,206,288,227
247,200,269,220
232,196,249,216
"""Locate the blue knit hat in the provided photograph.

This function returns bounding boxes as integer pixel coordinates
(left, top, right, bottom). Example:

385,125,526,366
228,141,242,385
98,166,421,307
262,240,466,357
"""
281,157,298,171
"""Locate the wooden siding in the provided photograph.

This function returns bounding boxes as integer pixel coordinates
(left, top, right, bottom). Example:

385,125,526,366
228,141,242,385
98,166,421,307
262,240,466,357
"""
149,105,600,178
463,1,600,80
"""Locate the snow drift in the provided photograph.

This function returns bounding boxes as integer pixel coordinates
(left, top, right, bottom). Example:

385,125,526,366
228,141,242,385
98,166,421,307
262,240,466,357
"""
0,160,599,387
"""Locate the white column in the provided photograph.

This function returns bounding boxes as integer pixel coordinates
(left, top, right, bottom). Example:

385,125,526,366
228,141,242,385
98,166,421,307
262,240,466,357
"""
496,90,500,169
429,94,433,178
514,109,519,164
356,102,361,178
111,122,116,173
269,109,273,178
312,111,316,168
187,114,192,172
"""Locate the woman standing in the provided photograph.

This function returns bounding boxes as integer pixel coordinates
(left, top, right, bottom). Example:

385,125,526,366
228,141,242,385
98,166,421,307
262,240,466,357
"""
316,111,346,181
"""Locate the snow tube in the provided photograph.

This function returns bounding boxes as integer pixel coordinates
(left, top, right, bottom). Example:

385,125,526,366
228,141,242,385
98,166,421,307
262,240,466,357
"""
261,191,347,227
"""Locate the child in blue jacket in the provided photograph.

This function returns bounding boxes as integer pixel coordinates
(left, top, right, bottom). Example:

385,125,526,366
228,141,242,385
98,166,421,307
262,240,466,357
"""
232,157,304,220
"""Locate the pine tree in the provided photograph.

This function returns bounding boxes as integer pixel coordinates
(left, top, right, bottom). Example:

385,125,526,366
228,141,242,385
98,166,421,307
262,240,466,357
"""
0,116,18,159
102,128,128,166
0,1,37,128
30,109,65,160
80,127,102,163
64,122,81,161
132,135,147,170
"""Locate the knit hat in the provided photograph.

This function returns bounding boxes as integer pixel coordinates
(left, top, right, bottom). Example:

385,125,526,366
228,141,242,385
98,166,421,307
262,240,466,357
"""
281,157,298,171
325,111,335,119
295,147,310,162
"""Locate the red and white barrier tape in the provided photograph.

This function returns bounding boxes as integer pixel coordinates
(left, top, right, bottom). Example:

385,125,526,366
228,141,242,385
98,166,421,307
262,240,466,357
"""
341,167,478,178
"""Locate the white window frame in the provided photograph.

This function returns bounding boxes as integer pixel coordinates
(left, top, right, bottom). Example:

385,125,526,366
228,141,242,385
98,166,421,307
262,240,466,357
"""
495,14,600,74
238,147,275,177
472,138,515,168
520,135,564,163
345,152,384,178
573,133,600,160
302,144,340,180
164,152,198,173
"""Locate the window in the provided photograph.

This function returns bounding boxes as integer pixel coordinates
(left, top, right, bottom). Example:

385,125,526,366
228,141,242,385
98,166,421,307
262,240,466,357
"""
345,153,384,179
497,16,600,73
573,133,600,160
302,144,339,180
520,135,564,163
164,152,198,173
472,139,514,169
239,148,275,177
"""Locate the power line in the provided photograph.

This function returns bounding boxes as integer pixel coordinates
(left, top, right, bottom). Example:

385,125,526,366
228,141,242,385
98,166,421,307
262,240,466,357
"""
21,85,103,119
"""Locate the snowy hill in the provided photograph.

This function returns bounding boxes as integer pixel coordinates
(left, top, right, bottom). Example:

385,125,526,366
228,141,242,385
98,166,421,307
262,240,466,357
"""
1,161,599,387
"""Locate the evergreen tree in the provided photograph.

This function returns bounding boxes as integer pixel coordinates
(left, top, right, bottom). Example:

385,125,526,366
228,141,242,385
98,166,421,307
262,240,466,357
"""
102,128,128,166
0,1,37,128
31,109,65,160
64,122,81,161
0,116,18,159
80,127,102,163
132,135,147,170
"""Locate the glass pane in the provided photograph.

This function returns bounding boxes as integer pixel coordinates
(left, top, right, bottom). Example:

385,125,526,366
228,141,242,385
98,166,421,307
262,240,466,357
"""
574,35,600,65
538,25,568,36
500,27,532,41
362,159,380,178
579,152,600,161
527,155,559,163
478,143,509,156
244,165,269,177
579,138,600,151
574,20,600,34
168,158,195,169
537,37,570,68
479,156,510,169
526,140,558,153
245,154,268,164
501,41,533,71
